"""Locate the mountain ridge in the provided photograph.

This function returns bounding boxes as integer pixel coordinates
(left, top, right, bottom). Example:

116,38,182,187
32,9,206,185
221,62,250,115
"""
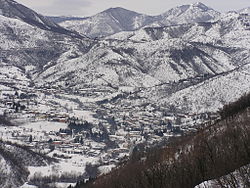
58,2,220,38
0,0,250,187
0,0,84,38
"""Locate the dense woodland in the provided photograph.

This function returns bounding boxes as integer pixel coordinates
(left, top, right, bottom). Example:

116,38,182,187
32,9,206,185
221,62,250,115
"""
71,93,250,188
0,115,14,126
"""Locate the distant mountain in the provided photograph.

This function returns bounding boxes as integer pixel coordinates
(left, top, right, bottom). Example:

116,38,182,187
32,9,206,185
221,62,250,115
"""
0,0,82,37
46,16,88,23
38,12,250,91
0,0,93,83
157,2,220,26
59,7,157,38
1,0,250,114
238,7,250,14
59,2,220,38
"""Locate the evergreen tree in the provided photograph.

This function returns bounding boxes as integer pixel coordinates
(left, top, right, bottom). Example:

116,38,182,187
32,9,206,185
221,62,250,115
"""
80,136,84,144
29,135,32,143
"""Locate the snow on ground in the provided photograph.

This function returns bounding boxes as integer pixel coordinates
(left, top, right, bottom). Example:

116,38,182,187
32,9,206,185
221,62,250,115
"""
195,164,250,188
0,121,68,146
20,183,38,188
0,156,11,177
72,110,96,123
53,182,76,188
195,181,216,188
0,84,12,91
28,154,99,179
32,103,54,114
0,64,29,83
57,93,103,104
0,108,4,115
162,64,250,113
20,121,68,132
20,181,75,188
0,15,49,50
98,164,116,175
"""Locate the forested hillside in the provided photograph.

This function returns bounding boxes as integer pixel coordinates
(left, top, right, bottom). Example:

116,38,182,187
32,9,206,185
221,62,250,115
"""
73,93,250,188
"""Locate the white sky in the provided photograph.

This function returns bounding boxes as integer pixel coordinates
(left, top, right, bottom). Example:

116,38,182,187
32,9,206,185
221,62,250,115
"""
16,0,250,17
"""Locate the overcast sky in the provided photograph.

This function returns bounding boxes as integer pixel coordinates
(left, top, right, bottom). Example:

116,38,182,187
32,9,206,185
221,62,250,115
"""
16,0,250,17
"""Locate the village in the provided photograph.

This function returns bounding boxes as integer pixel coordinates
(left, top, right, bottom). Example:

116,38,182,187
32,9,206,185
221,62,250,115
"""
0,84,219,181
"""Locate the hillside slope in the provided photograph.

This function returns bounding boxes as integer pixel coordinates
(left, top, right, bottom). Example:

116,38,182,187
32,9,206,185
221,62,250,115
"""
0,0,82,38
59,7,157,38
0,140,55,188
74,94,250,188
35,12,250,115
1,0,250,118
59,3,219,38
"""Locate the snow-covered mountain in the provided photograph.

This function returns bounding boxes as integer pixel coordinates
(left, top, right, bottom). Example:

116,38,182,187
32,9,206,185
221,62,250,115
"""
47,16,88,24
157,2,220,26
238,7,250,14
0,14,92,88
32,11,250,120
1,0,250,116
59,2,220,38
0,0,82,38
49,12,249,85
1,0,250,106
102,12,250,111
1,0,250,186
59,7,157,38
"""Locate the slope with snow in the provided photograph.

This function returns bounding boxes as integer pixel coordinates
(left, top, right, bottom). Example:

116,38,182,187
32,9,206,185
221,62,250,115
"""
195,164,250,188
1,0,250,187
239,7,250,15
60,7,157,38
157,2,220,26
37,12,250,92
0,140,54,188
0,0,249,135
0,0,82,38
59,3,220,38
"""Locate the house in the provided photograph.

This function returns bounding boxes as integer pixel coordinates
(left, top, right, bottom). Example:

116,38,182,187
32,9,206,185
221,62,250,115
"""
59,132,68,138
52,140,63,145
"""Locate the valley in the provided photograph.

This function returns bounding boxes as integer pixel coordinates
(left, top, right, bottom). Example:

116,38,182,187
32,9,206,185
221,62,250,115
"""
0,0,250,187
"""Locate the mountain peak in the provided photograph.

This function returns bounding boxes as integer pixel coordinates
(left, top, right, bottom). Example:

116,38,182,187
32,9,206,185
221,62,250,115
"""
106,7,129,12
238,7,250,14
101,7,140,16
191,2,209,7
162,2,216,16
190,2,212,11
158,2,220,27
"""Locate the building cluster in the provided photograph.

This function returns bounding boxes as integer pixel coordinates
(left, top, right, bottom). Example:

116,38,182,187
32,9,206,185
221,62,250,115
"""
0,87,218,168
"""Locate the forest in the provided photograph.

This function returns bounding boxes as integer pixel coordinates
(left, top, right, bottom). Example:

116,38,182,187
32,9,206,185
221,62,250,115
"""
71,93,250,188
